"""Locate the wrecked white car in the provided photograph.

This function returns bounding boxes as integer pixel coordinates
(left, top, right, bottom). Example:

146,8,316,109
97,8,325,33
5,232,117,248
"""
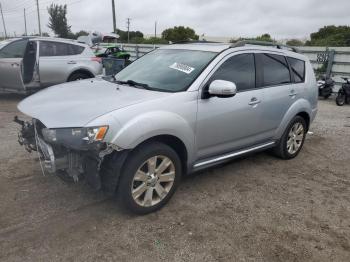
0,37,102,94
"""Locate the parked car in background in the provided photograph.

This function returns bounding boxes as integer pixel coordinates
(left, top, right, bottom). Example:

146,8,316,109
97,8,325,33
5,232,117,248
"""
16,41,317,214
0,37,103,94
94,44,131,61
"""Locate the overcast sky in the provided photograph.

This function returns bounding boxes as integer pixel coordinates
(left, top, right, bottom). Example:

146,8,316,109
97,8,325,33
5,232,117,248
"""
1,0,349,39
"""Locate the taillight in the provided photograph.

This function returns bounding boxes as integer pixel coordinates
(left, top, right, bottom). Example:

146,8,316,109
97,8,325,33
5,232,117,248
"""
91,57,102,63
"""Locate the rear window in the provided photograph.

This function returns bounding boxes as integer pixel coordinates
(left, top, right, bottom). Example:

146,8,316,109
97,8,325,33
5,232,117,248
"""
287,57,305,83
39,41,84,57
257,53,291,87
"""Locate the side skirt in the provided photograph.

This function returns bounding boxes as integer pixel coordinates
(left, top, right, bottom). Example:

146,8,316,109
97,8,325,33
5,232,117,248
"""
192,141,276,172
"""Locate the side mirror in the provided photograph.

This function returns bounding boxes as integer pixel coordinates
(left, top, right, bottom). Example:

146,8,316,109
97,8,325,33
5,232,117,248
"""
208,80,237,97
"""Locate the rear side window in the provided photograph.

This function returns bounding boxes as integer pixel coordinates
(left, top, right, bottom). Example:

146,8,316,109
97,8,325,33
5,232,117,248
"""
68,44,85,55
257,53,291,87
40,41,84,57
0,40,27,58
210,53,256,92
287,57,305,83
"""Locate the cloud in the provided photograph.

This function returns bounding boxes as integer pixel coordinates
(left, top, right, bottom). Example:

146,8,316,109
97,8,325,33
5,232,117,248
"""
0,0,349,39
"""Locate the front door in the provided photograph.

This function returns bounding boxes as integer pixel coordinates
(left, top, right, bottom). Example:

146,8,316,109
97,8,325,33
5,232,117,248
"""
196,53,268,160
0,39,28,92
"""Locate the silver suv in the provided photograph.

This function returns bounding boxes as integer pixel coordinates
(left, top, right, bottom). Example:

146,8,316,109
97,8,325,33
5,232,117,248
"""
0,37,102,94
16,41,318,214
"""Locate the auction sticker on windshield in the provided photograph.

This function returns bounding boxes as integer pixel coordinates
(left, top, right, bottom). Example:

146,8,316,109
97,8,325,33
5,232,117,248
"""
169,62,195,74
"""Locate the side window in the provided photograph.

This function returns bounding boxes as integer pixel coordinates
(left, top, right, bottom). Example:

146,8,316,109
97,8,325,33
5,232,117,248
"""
287,57,305,83
0,40,27,58
257,53,291,87
40,42,83,57
67,44,84,55
210,53,256,92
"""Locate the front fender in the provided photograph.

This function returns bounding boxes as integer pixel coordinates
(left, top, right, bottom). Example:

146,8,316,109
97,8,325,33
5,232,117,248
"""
274,98,312,140
111,110,194,155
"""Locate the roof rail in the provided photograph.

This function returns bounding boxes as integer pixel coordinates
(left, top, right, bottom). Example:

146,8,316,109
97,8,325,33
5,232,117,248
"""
171,40,222,44
231,40,299,53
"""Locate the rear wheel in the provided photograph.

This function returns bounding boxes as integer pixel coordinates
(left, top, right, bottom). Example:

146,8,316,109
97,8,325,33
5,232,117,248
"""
68,72,92,82
273,116,307,160
336,90,346,106
117,142,181,214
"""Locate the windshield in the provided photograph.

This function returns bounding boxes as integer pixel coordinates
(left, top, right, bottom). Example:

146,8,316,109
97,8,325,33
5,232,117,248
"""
115,49,217,92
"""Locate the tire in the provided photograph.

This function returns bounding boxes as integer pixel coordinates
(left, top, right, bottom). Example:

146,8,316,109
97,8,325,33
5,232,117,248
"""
336,91,346,106
117,142,182,214
68,72,92,82
273,116,307,160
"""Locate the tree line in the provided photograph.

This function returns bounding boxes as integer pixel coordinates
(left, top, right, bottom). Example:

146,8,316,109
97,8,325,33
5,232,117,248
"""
45,3,350,46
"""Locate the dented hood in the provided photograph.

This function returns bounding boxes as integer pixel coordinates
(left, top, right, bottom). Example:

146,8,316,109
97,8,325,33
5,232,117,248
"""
18,78,169,128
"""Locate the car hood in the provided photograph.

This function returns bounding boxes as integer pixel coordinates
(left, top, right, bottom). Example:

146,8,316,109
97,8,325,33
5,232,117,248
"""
18,78,170,128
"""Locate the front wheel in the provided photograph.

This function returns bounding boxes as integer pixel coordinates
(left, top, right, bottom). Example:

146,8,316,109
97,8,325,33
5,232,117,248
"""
336,90,346,106
273,116,307,160
117,142,181,214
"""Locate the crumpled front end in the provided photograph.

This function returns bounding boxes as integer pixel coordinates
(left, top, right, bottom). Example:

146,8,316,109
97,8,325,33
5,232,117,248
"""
15,117,126,191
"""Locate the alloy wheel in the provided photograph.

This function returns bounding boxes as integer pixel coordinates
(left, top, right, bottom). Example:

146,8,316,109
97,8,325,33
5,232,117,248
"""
287,122,305,155
131,155,175,207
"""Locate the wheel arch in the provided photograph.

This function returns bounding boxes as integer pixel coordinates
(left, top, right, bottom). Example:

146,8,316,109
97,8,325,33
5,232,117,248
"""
296,111,310,131
133,134,188,175
274,99,312,139
67,68,94,81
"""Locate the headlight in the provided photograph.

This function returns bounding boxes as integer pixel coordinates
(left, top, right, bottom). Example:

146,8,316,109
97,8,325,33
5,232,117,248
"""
84,126,109,143
42,126,109,145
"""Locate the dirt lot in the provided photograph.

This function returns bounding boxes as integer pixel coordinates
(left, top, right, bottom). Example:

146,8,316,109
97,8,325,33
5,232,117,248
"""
0,96,349,262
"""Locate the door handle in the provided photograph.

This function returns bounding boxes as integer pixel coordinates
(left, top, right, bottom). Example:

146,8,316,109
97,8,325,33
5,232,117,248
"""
248,97,261,106
11,63,20,67
67,61,77,64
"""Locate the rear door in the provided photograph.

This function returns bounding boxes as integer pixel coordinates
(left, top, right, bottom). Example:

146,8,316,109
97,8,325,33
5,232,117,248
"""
0,39,28,92
38,41,85,87
255,52,295,137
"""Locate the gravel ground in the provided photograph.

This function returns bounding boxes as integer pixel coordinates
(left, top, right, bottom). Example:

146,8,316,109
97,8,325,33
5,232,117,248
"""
0,96,349,262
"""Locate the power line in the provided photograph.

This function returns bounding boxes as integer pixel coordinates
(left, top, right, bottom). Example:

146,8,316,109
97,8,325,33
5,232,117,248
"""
0,0,89,36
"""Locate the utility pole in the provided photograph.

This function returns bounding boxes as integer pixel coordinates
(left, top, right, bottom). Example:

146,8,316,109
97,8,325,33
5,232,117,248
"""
126,18,131,43
111,0,117,33
0,2,7,38
24,8,27,36
35,0,42,36
154,21,157,38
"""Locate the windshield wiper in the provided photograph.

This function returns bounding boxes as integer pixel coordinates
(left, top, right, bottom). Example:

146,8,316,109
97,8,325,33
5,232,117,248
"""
115,79,151,89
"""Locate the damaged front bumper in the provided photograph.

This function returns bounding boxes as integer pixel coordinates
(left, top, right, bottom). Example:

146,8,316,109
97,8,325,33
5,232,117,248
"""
15,117,127,191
